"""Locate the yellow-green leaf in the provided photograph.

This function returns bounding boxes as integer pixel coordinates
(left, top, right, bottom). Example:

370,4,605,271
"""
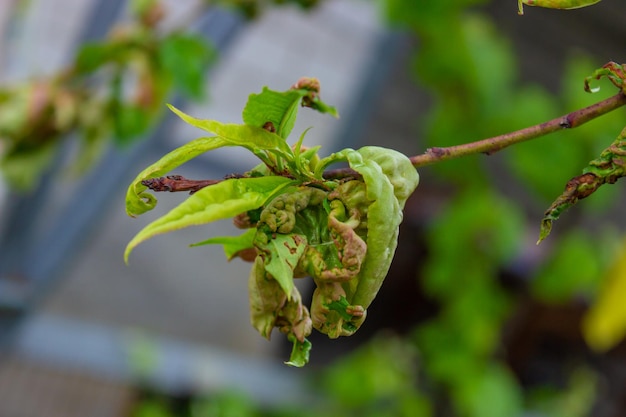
125,176,294,263
583,236,626,351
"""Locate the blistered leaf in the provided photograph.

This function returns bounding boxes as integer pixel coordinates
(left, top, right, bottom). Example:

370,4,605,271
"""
249,256,286,339
126,135,229,217
190,228,256,260
125,176,294,262
337,147,419,308
262,233,308,297
583,236,626,352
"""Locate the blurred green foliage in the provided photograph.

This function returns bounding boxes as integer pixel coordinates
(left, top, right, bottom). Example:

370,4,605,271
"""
0,0,216,189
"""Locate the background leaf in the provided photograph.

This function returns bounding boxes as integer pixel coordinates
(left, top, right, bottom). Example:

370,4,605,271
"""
583,235,626,352
167,104,293,157
158,33,216,100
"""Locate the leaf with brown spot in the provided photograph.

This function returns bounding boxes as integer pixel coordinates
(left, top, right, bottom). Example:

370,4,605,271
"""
261,233,308,297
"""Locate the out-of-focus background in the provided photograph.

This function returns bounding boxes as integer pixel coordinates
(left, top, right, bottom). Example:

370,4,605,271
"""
0,0,625,416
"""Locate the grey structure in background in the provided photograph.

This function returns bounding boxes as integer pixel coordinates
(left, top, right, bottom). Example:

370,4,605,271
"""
0,0,407,406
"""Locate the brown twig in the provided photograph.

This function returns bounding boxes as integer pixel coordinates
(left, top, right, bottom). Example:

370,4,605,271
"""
410,92,626,167
142,175,219,193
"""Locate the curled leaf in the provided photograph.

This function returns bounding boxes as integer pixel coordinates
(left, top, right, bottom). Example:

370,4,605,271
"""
539,126,626,243
285,335,312,367
337,147,419,309
125,135,228,217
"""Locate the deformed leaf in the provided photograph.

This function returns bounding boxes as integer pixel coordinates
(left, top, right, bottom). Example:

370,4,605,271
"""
330,147,419,309
126,135,229,217
125,176,295,262
285,334,312,367
539,127,626,243
262,233,308,297
327,296,356,321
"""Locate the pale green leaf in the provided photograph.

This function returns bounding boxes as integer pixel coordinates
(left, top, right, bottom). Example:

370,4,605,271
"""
125,176,294,262
191,228,256,260
125,135,229,217
167,104,293,157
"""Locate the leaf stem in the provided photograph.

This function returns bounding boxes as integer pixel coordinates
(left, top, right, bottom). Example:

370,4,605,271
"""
410,92,626,167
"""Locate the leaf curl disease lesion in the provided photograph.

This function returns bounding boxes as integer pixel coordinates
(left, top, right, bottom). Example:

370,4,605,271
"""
124,79,418,366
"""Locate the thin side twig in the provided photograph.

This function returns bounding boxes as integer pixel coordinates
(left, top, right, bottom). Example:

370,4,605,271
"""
142,175,219,193
410,92,626,167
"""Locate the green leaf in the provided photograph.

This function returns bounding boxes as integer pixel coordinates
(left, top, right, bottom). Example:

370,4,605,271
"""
532,231,602,302
262,233,307,297
242,85,338,140
285,335,311,367
75,42,126,74
125,176,295,262
159,33,215,100
190,228,256,260
113,103,152,144
456,364,523,417
167,104,293,158
125,135,229,217
243,87,305,139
